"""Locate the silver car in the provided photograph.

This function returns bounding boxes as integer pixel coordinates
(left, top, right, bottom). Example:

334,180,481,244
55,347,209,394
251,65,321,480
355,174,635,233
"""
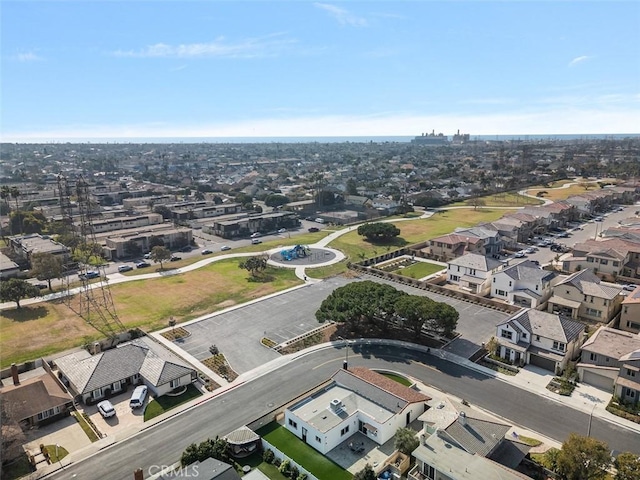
97,400,116,418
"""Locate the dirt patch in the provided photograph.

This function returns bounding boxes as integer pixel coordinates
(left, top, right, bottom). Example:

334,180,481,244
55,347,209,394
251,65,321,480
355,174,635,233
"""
215,300,237,309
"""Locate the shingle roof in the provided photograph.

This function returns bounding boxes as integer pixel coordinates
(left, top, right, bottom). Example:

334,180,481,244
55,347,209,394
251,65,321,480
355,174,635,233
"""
0,374,72,422
501,260,555,283
499,309,584,344
448,253,503,271
443,414,511,457
556,269,623,299
55,337,194,394
581,327,640,359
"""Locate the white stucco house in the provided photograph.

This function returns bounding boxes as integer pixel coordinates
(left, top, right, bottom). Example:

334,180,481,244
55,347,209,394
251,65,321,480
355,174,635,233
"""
447,253,503,295
284,367,430,455
490,260,557,308
495,309,586,373
55,336,196,404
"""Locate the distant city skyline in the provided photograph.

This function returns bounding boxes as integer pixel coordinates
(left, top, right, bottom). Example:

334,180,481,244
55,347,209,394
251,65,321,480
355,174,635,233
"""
2,1,639,142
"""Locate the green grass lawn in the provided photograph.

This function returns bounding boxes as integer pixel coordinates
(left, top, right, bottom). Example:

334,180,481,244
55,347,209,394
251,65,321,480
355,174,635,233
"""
394,260,444,279
448,191,543,207
144,384,203,421
2,453,34,480
380,372,412,386
44,444,69,462
256,423,352,480
73,411,99,442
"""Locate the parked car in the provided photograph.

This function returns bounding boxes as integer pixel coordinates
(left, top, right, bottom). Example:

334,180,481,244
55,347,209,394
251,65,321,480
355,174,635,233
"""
277,228,287,234
170,256,181,262
97,400,116,418
79,270,100,280
308,227,319,233
250,232,261,238
251,238,262,244
524,247,536,254
623,284,637,292
129,385,148,409
220,245,231,251
514,251,526,258
201,249,213,255
118,265,133,273
143,253,152,259
34,283,48,290
136,261,151,269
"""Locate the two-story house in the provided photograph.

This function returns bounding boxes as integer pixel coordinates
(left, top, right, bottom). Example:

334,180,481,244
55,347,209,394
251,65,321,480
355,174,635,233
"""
446,253,503,295
547,269,623,323
578,326,640,405
454,226,503,257
620,286,640,334
409,397,530,480
496,309,585,373
427,233,485,262
490,260,556,308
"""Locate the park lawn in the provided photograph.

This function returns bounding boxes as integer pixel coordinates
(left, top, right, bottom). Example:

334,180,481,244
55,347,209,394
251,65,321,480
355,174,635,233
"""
308,260,349,279
0,259,302,368
329,208,507,262
525,180,608,201
394,261,444,279
448,191,543,207
144,384,202,421
257,423,352,480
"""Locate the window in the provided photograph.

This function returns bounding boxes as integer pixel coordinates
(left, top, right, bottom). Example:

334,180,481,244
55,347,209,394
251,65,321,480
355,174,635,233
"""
422,464,436,480
501,330,513,340
587,257,594,263
496,289,506,296
288,419,298,429
522,333,527,339
315,436,321,443
493,277,496,283
341,426,349,436
552,341,566,352
536,335,541,341
590,352,597,361
535,284,539,290
600,259,608,265
450,275,459,282
613,261,619,267
170,378,181,389
509,281,512,287
457,266,460,272
627,321,640,330
627,369,637,378
585,307,601,317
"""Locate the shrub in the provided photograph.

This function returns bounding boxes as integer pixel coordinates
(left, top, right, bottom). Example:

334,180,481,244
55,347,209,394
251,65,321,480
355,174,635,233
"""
297,474,308,480
273,458,281,468
279,459,291,476
263,449,275,463
290,465,299,479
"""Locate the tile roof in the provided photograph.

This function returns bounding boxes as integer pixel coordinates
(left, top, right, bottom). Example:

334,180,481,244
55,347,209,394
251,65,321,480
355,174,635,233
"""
55,337,194,394
338,367,430,405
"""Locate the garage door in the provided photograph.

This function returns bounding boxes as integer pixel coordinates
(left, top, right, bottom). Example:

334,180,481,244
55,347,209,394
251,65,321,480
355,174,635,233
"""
529,353,556,372
582,370,614,391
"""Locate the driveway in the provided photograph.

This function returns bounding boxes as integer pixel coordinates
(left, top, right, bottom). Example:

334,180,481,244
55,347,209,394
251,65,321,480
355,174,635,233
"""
23,414,91,457
83,389,146,438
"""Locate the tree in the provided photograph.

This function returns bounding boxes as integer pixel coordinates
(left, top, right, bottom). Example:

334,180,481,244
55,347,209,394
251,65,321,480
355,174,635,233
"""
353,464,376,480
470,198,486,210
238,255,268,277
265,194,290,208
556,433,610,480
346,178,358,195
30,252,63,291
357,222,401,242
150,246,171,269
235,192,253,206
615,452,640,480
394,295,434,335
394,427,419,455
153,205,172,220
426,303,459,337
123,240,142,258
149,235,165,249
0,278,40,309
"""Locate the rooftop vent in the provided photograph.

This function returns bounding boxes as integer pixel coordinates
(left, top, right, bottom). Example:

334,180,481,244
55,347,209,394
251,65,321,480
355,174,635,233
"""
330,398,342,412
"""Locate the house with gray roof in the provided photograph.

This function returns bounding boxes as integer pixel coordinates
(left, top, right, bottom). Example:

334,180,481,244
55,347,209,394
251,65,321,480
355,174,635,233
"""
577,327,640,405
548,269,624,323
454,226,503,256
409,397,529,480
446,253,504,296
491,260,557,308
284,367,430,455
55,336,196,404
496,309,585,373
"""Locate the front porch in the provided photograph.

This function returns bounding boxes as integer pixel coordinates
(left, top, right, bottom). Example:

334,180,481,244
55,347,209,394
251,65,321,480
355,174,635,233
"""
547,296,580,319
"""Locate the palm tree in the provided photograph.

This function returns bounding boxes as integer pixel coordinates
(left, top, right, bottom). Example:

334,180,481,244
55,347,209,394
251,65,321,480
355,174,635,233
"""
0,186,11,237
9,186,22,235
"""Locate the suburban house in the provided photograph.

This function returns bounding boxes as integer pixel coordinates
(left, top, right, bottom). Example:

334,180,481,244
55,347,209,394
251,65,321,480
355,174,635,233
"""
427,233,485,261
547,269,623,323
157,458,243,480
446,253,503,295
565,238,640,282
454,226,503,257
55,337,196,404
409,397,530,480
284,367,430,455
0,365,74,428
577,327,640,405
490,260,556,308
496,309,585,373
620,286,640,334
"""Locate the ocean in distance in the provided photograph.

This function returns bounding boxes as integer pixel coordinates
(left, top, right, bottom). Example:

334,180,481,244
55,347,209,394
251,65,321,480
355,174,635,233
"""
31,133,640,144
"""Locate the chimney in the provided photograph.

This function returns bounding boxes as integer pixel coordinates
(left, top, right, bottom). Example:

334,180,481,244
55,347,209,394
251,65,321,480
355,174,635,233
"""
133,468,144,480
458,411,467,426
11,363,19,386
93,342,101,354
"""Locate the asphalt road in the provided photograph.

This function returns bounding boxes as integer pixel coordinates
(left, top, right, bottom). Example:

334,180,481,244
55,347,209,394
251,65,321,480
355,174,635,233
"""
49,344,640,480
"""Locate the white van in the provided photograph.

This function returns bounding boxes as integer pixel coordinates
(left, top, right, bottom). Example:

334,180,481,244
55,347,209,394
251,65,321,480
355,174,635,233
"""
129,385,148,409
315,218,325,224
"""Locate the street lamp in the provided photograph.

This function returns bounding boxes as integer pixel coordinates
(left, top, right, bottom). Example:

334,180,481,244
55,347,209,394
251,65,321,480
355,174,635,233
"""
587,402,597,437
337,336,350,369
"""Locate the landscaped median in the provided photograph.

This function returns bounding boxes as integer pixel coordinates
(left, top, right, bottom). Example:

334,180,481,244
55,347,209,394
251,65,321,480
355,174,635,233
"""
256,422,352,480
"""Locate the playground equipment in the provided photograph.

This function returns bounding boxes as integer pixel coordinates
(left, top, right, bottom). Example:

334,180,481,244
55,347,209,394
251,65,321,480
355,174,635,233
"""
280,245,311,261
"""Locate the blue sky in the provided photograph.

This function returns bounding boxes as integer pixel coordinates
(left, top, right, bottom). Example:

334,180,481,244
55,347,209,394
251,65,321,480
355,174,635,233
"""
2,1,639,141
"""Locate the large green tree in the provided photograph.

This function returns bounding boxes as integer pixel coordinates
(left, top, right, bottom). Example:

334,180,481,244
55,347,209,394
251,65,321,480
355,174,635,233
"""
30,252,64,291
394,295,434,335
238,255,268,277
615,452,640,480
0,278,40,309
150,246,171,269
556,433,610,480
357,222,401,242
265,194,290,207
353,464,376,480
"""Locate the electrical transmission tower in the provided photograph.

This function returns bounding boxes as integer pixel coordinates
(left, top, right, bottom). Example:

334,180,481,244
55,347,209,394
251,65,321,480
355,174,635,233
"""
57,174,125,337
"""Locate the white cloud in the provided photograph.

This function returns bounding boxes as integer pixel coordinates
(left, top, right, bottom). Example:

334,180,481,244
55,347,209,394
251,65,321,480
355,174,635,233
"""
14,51,43,62
314,3,368,27
568,55,590,67
112,34,295,59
